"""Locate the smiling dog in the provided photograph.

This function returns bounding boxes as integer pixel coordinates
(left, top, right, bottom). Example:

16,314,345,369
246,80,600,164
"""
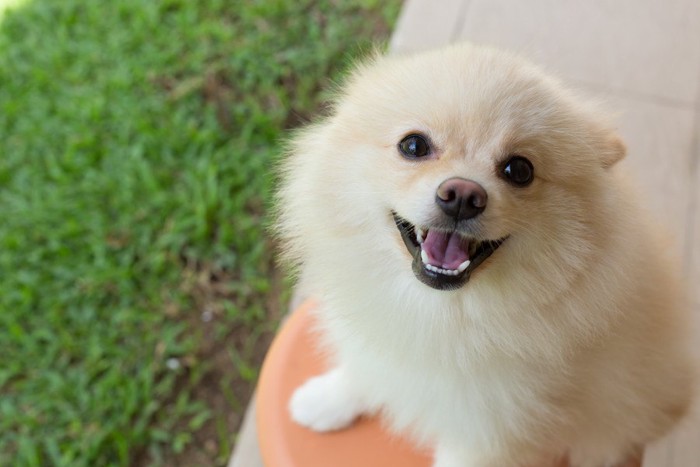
275,43,694,467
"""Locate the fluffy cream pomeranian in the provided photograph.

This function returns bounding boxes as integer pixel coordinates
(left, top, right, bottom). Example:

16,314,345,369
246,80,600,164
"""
274,43,695,467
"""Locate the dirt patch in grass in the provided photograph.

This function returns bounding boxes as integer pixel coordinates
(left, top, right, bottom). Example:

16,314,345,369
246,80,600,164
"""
135,246,287,466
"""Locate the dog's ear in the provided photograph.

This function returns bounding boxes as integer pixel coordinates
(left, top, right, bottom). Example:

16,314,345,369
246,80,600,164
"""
600,133,626,168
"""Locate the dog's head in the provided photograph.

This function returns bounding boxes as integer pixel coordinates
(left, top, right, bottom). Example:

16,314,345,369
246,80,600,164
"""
280,44,626,295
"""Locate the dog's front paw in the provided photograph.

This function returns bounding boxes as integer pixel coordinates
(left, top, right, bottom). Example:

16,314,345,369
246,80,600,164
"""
289,367,365,432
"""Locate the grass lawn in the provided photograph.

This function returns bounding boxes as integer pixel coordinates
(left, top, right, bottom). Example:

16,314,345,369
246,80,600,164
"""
0,0,400,465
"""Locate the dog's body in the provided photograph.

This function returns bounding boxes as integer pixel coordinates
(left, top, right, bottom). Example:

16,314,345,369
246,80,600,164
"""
275,44,694,467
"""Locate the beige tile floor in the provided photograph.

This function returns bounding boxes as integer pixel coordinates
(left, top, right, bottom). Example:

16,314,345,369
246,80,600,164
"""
231,0,700,465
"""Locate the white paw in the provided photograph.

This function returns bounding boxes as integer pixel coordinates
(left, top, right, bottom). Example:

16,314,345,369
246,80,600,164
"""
289,368,364,432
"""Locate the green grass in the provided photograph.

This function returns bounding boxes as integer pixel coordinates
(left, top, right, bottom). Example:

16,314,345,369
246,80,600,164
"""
0,0,400,465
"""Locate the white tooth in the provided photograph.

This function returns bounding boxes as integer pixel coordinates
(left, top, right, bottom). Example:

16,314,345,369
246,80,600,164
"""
416,228,425,243
457,260,471,273
421,249,429,264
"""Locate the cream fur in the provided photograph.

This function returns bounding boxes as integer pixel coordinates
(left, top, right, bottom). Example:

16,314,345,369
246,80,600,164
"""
274,43,695,467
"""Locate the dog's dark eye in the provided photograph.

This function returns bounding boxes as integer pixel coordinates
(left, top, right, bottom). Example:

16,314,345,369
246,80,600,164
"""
398,134,430,159
502,156,534,186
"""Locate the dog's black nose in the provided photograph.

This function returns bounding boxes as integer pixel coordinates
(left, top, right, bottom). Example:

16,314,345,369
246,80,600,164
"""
435,178,487,220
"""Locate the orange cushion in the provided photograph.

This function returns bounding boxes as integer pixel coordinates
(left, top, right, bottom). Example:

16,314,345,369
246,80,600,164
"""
256,300,432,467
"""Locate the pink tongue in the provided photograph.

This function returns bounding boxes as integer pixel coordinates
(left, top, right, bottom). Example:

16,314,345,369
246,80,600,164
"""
422,231,470,270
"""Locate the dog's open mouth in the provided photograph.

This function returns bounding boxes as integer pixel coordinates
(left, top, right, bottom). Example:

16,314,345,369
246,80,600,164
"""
392,213,507,290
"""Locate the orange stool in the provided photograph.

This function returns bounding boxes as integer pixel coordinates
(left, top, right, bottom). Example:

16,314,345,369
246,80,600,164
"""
256,299,431,467
255,300,641,467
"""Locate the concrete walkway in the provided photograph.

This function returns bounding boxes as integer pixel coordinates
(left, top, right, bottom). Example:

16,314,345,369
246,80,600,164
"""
231,1,700,465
